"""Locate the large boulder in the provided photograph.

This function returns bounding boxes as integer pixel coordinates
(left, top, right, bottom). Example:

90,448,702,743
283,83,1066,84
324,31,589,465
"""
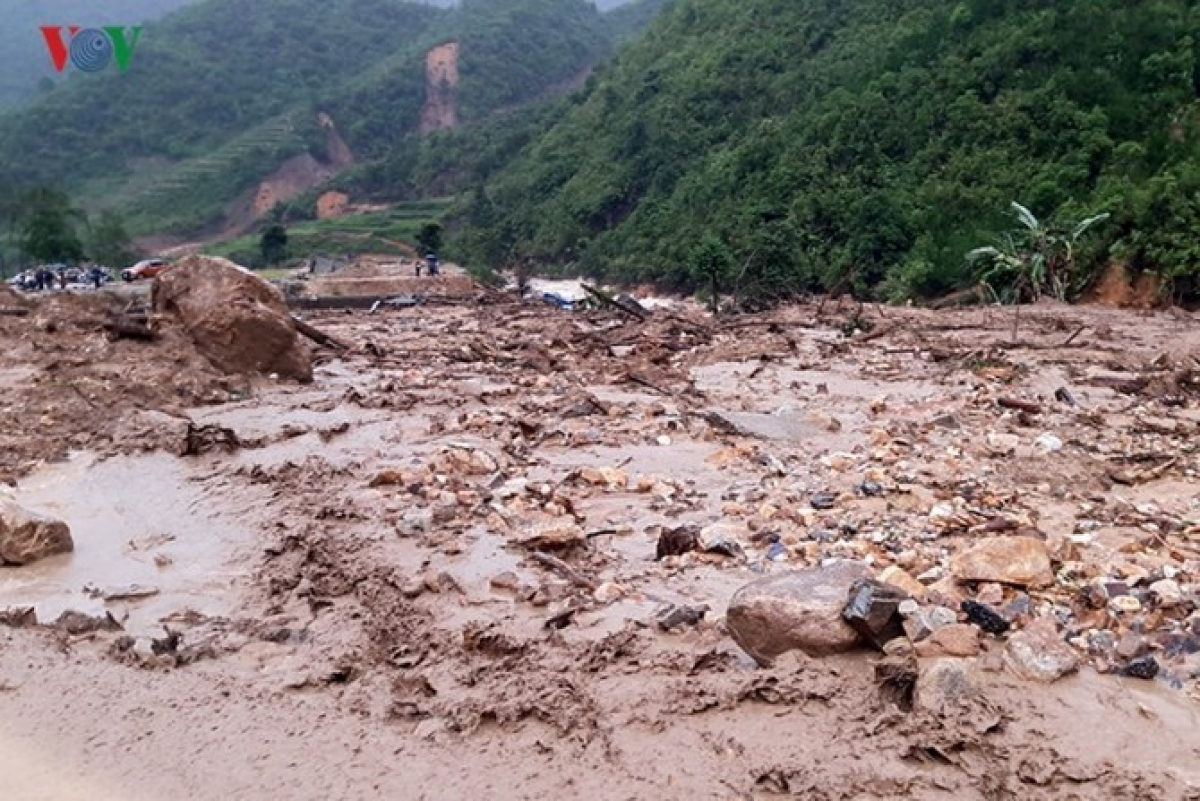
0,499,73,565
152,256,312,382
726,561,871,665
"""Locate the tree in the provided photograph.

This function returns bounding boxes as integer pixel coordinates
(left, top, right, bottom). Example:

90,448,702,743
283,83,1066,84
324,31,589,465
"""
87,211,139,268
20,188,84,264
260,224,288,265
687,233,734,313
967,202,1110,303
416,221,443,255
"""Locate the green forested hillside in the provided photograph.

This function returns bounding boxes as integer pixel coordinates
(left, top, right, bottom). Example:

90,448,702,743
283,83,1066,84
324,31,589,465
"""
460,0,1200,300
0,0,644,237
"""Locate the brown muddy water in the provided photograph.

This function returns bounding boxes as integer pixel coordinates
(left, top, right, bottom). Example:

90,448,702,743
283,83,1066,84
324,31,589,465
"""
0,452,264,637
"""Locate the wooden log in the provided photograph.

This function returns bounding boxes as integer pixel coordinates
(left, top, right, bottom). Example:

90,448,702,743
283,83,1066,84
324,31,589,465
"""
581,283,648,320
290,314,351,351
997,396,1041,414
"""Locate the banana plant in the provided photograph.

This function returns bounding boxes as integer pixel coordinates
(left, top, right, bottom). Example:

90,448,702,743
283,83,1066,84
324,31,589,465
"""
967,202,1109,303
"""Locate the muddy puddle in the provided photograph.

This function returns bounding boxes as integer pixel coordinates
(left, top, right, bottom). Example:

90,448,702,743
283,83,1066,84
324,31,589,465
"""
0,452,263,636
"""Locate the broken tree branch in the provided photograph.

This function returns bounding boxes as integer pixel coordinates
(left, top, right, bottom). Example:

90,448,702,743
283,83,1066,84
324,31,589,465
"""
529,551,597,590
997,396,1041,414
291,315,352,351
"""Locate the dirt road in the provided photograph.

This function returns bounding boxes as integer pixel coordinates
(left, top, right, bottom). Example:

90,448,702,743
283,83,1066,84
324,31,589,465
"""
2,293,1200,799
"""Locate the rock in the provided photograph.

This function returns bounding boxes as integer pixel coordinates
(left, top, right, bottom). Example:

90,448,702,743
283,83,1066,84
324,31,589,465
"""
1149,579,1184,608
151,255,312,382
657,603,709,631
1110,595,1143,614
513,518,585,549
50,610,123,635
915,658,980,712
0,606,36,628
699,523,746,558
961,600,1010,635
915,624,982,658
725,561,871,665
1115,633,1149,661
0,500,73,566
842,579,908,649
97,584,160,602
593,582,625,603
951,536,1053,588
900,602,958,641
1034,432,1063,453
112,410,191,456
489,572,520,591
1123,655,1160,680
1004,619,1078,682
878,565,926,598
579,466,628,489
810,492,838,510
369,469,406,487
655,525,699,559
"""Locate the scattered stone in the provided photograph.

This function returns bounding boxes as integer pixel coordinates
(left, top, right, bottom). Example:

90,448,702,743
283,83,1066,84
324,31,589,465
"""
489,571,520,591
513,518,586,549
95,584,160,602
1110,595,1143,614
842,579,908,650
0,500,73,566
1034,432,1063,453
1004,619,1078,682
726,561,872,665
657,603,709,631
810,492,838,510
962,600,1010,635
859,481,884,497
1116,633,1149,661
878,566,926,598
900,602,957,641
0,606,36,628
915,623,982,658
1123,656,1160,680
50,610,123,636
369,469,406,487
1149,579,1184,608
699,523,746,558
915,658,980,712
579,466,628,489
655,525,700,559
951,536,1053,588
593,582,625,603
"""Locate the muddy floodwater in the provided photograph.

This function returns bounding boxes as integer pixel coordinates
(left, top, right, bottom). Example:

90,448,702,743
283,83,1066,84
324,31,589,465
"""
0,453,262,636
2,297,1200,799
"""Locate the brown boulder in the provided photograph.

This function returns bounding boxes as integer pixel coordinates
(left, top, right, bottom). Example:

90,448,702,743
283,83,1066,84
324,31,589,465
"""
152,256,312,382
0,499,73,565
726,561,871,665
1004,619,1079,682
951,536,1053,588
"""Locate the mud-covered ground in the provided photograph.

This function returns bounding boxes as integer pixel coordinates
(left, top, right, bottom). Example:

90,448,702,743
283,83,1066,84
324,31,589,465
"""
2,287,1200,799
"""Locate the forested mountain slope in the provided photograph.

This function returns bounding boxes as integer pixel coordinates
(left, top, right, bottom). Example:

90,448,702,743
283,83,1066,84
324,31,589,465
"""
0,0,651,237
461,0,1200,299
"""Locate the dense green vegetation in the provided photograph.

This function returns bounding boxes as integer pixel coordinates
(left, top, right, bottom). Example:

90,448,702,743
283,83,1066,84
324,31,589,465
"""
0,0,642,241
455,0,1200,301
204,200,453,266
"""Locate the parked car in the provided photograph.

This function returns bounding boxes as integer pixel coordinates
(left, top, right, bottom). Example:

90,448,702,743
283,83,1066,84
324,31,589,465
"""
121,258,170,282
